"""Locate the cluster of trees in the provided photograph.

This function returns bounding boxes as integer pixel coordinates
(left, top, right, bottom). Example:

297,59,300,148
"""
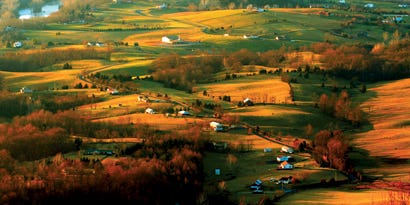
189,0,335,10
150,53,224,92
0,127,207,204
192,99,221,110
223,48,286,71
48,0,109,23
150,37,410,92
316,37,410,82
149,49,288,91
87,72,139,93
0,0,20,20
317,90,363,127
0,107,163,161
312,130,349,171
73,82,92,89
90,24,166,32
0,48,112,72
0,124,74,161
16,109,149,138
0,92,101,119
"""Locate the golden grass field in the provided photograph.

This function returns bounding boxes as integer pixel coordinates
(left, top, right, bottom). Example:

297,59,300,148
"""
201,77,291,104
96,113,207,130
1,60,109,90
355,79,410,159
77,94,175,119
3,69,81,90
276,188,404,205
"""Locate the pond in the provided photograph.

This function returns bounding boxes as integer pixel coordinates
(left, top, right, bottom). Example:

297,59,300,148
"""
18,1,61,19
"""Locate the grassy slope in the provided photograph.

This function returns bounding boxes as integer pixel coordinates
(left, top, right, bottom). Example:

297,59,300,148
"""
277,79,410,205
199,75,291,104
276,187,393,205
1,60,109,91
352,78,410,180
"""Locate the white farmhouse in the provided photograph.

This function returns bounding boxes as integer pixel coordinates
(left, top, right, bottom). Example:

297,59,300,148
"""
161,35,181,44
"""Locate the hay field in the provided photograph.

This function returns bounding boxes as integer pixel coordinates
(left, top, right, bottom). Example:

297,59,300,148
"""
96,113,206,130
355,79,410,159
3,69,81,91
230,104,333,137
201,76,291,104
1,60,108,91
97,60,151,76
210,131,283,150
77,94,175,119
276,188,398,205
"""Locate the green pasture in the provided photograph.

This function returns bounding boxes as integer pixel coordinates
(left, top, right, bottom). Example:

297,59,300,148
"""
204,139,347,205
287,72,354,103
98,60,151,76
275,187,391,205
231,105,341,137
24,29,139,44
138,80,207,104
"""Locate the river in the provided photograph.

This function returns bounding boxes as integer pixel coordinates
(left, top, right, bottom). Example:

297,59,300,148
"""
18,1,61,20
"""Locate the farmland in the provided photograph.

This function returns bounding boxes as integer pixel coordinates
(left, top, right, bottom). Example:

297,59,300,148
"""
0,0,409,204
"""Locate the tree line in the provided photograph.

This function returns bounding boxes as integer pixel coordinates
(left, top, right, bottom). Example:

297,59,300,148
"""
315,37,410,82
151,36,410,93
0,47,112,72
317,90,363,127
149,49,287,92
0,126,207,204
0,92,100,119
188,0,334,10
150,53,224,92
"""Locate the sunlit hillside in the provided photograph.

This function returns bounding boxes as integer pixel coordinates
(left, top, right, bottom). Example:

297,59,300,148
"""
0,0,410,204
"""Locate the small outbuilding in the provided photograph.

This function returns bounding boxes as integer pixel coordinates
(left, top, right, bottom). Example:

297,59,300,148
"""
243,98,254,106
145,108,155,114
276,176,293,184
178,110,190,116
20,87,33,93
210,121,223,131
138,95,149,102
161,35,182,44
263,148,273,153
281,146,294,154
278,161,293,170
13,41,22,48
107,88,119,95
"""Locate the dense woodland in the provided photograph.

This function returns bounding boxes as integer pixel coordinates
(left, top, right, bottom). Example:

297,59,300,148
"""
0,92,102,118
0,48,112,72
150,37,410,92
0,126,206,205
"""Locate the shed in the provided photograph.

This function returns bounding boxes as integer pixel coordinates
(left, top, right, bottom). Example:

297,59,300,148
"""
263,148,273,153
20,87,33,93
138,95,149,102
210,121,223,131
107,88,119,95
162,35,181,44
278,161,293,169
145,108,155,114
13,41,22,48
243,98,254,106
156,3,167,9
281,146,294,154
178,110,190,116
